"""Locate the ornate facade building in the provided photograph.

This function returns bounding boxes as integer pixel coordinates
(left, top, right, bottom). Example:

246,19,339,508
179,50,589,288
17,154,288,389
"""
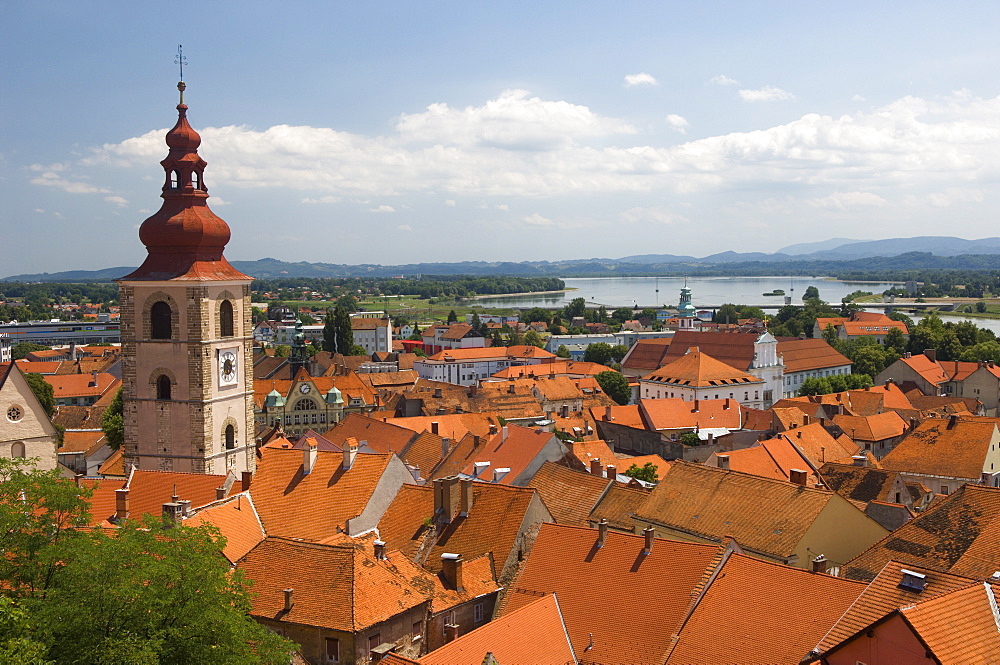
118,81,255,474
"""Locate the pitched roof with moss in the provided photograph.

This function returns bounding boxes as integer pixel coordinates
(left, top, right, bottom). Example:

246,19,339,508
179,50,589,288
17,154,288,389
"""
879,417,999,480
526,462,612,526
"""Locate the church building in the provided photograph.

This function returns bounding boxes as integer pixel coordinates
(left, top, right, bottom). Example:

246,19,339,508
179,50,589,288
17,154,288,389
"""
117,80,255,474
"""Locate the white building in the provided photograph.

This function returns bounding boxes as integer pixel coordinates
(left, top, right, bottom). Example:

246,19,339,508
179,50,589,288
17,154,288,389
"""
414,346,556,386
350,315,392,354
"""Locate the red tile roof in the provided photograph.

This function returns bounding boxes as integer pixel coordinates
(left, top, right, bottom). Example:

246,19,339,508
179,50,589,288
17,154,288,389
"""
642,348,762,387
186,493,265,563
639,397,743,431
776,337,851,373
526,462,612,526
43,372,120,399
123,469,234,521
880,417,998,479
833,411,907,442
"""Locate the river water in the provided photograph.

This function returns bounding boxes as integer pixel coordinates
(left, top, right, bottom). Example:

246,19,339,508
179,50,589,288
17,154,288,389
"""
477,276,1000,336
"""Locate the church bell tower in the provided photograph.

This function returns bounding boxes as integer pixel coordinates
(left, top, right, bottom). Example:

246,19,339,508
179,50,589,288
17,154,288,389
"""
117,77,255,474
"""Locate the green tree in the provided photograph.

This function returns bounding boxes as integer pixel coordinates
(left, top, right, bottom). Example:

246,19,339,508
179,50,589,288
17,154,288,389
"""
803,285,820,301
470,312,483,334
822,324,839,344
852,345,891,377
713,304,741,325
799,377,833,396
555,345,571,359
447,310,458,324
563,298,586,320
584,343,614,365
273,345,291,358
844,374,873,389
624,462,658,483
336,294,359,313
348,344,368,356
524,308,551,325
101,388,123,451
884,327,906,353
679,431,701,446
11,343,50,361
322,305,354,355
611,307,633,324
523,330,545,348
595,371,631,405
609,344,630,363
22,374,54,419
977,301,988,313
0,597,51,664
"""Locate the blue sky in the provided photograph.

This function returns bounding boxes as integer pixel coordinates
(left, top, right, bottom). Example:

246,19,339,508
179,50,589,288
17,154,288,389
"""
4,1,1000,275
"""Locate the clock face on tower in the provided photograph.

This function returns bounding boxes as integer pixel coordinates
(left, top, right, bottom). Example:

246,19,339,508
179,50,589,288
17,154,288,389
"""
219,349,238,386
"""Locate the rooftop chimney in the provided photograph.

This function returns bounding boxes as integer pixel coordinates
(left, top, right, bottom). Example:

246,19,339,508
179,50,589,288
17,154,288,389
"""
90,370,99,387
692,399,699,413
492,467,510,483
803,415,809,426
441,553,465,593
642,526,654,555
501,426,509,443
597,518,609,548
442,436,451,460
215,486,226,501
303,439,318,475
283,588,294,612
590,458,603,476
852,454,868,467
885,379,893,388
342,437,359,470
431,421,440,435
444,622,459,643
716,454,730,471
433,387,443,398
789,469,808,486
241,471,252,492
161,502,184,524
812,554,827,574
909,417,918,431
605,406,613,421
606,464,617,480
460,478,474,516
508,382,516,394
948,414,958,430
374,540,387,561
924,348,937,363
434,476,460,522
114,488,129,522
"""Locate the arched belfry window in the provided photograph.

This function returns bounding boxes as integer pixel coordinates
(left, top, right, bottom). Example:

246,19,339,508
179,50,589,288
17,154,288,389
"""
170,170,181,189
225,424,236,450
156,375,172,400
192,171,200,190
150,301,172,340
220,300,235,338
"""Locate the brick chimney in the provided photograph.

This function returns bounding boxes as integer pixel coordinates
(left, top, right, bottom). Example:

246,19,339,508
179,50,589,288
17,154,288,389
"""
811,554,827,574
597,518,609,548
114,488,129,522
642,526,655,555
283,588,294,612
590,458,602,476
501,426,509,443
342,437,359,470
606,464,617,480
303,439,318,475
924,348,937,363
948,414,958,430
692,399,699,413
441,553,464,593
444,623,459,643
460,478,474,516
789,469,808,486
716,454,730,471
434,476,460,522
605,405,613,421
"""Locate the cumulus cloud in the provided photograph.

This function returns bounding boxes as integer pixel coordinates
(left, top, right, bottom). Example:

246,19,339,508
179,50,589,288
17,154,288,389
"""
852,94,866,102
301,195,341,204
666,114,690,134
738,86,795,102
33,208,45,213
370,205,396,213
523,213,554,227
807,192,888,210
496,204,509,211
29,166,110,194
396,224,413,232
104,195,129,207
710,75,739,86
624,73,657,87
924,187,985,207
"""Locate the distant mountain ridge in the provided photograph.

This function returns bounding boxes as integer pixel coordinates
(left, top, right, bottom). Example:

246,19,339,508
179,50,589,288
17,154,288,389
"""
5,237,1000,282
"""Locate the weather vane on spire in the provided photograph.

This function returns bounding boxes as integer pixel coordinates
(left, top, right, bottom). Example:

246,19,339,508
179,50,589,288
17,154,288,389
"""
174,44,188,104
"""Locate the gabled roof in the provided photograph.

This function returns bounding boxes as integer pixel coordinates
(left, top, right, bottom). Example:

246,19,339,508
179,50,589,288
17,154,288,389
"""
490,360,612,379
502,523,722,665
641,348,762,387
43,372,120,399
563,439,617,469
817,462,907,504
657,331,762,371
587,483,650,530
638,397,742,431
779,422,859,466
530,375,585,402
186,492,265,563
237,536,431,632
350,317,389,330
842,484,1000,582
58,430,107,455
713,438,816,484
776,337,851,373
833,411,907,442
439,424,559,485
896,580,1000,662
425,346,555,362
620,337,673,372
896,353,951,386
526,462,612,526
124,469,234,521
880,417,998,479
440,323,478,340
377,483,545,573
589,404,645,429
420,594,575,665
249,446,396,541
322,413,416,456
663,551,866,665
633,462,840,560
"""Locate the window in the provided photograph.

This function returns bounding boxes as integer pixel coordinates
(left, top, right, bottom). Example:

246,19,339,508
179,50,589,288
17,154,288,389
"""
170,170,180,188
441,613,454,635
220,300,235,337
6,405,23,422
150,301,172,339
294,399,318,411
412,620,423,641
156,375,171,400
368,633,381,652
474,602,484,623
192,171,201,190
940,485,949,495
11,442,25,458
325,637,340,662
225,424,235,450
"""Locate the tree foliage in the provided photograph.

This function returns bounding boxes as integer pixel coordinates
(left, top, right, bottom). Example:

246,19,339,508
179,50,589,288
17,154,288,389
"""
322,306,354,355
11,344,50,361
22,374,54,419
101,388,123,451
584,343,614,365
595,371,631,405
624,462,658,483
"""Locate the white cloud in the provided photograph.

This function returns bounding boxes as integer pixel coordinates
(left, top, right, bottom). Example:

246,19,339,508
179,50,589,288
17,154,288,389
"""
444,199,456,207
807,191,888,210
738,86,796,102
852,94,866,102
496,204,509,211
620,207,689,225
29,168,110,194
666,114,690,134
104,195,129,207
710,75,739,86
33,208,44,213
210,197,231,206
924,187,985,207
301,195,341,204
370,205,396,213
396,224,413,232
523,213,554,227
53,212,65,219
624,73,657,87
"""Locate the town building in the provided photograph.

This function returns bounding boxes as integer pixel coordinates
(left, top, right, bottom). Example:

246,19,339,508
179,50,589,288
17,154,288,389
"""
776,337,853,397
638,346,768,408
117,81,255,474
0,362,59,470
351,314,393,354
813,310,909,343
414,346,555,386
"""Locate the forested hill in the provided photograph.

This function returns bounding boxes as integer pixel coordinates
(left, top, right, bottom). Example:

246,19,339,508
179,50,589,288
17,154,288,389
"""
5,251,1000,282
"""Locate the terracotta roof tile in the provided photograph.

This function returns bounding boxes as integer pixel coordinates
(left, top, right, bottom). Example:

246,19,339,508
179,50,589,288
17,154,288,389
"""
186,493,265,563
879,417,998,480
642,348,763,387
526,462,612,526
817,462,907,504
123,469,234,521
58,430,106,454
490,360,612,379
322,413,415,456
587,483,650,530
833,411,907,442
898,580,1000,662
588,404,645,429
96,448,125,477
564,439,617,469
426,346,555,362
43,372,120,399
621,338,673,372
776,338,851,373
638,397,743,431
613,454,670,479
420,594,575,665
384,413,500,441
779,422,859,466
712,438,815,484
657,331,760,371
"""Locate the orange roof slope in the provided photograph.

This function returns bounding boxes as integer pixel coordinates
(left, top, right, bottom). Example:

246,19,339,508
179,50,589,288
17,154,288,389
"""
779,422,859,466
898,580,1000,662
420,594,575,665
237,536,431,632
817,463,906,504
59,430,106,454
817,560,975,653
503,523,721,665
638,397,742,431
249,447,394,541
186,493,265,563
880,417,998,479
563,439,617,469
833,411,907,442
642,348,762,387
43,372,120,399
633,462,836,559
377,483,542,574
526,462,611,526
776,338,851,373
384,413,499,441
124,469,234,521
664,553,866,665
621,338,674,372
842,484,1000,582
587,483,649,530
451,425,558,485
714,438,815,484
658,331,760,371
897,353,950,386
426,346,554,362
321,413,415,456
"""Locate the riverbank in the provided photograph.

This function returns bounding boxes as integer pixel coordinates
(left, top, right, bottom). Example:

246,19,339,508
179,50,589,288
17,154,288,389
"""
470,288,577,300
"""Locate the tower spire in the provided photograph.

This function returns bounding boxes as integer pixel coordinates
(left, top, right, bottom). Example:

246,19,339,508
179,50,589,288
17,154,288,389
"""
174,45,187,105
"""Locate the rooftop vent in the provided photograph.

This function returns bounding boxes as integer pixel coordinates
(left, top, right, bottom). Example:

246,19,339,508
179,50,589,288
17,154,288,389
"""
899,568,927,593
